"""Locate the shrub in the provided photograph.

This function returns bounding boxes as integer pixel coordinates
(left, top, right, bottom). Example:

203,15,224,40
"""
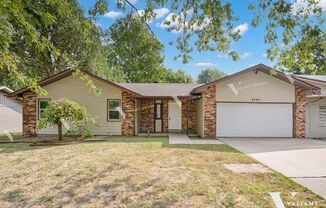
38,98,96,141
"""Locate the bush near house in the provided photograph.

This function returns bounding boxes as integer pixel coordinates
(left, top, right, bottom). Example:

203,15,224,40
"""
38,98,96,141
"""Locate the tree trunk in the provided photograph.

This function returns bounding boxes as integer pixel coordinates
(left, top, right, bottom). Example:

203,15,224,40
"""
58,123,63,141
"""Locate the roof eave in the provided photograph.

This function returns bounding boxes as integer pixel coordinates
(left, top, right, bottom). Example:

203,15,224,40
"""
0,86,13,94
191,64,321,93
8,69,142,97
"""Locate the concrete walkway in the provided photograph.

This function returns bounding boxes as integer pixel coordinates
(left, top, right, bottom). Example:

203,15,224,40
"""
169,133,223,144
220,137,326,199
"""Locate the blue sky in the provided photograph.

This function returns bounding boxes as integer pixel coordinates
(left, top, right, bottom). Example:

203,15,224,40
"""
78,0,275,79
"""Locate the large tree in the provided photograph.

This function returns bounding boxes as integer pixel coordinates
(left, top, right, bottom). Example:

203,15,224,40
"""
197,68,227,83
0,0,105,92
250,0,325,74
1,0,325,93
160,68,193,83
92,0,325,75
104,15,165,83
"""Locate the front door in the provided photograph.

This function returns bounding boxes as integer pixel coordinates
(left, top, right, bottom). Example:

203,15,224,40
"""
168,100,182,131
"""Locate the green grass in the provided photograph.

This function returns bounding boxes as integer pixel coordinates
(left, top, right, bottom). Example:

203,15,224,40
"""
0,133,23,142
0,136,324,207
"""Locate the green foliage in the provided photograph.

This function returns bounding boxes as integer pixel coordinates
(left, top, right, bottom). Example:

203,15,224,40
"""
160,68,193,83
250,0,325,74
197,68,227,83
133,0,241,63
38,98,96,140
104,15,165,83
0,0,106,92
64,127,93,139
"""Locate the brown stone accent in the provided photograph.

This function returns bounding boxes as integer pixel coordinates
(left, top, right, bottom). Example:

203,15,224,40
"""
121,91,135,136
138,99,155,133
203,85,216,138
182,99,197,133
22,92,37,136
163,100,169,132
294,86,306,138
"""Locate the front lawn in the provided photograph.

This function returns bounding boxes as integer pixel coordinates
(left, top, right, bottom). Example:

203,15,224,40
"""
0,137,324,207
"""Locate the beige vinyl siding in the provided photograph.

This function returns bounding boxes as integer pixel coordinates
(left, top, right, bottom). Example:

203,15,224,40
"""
306,97,326,138
215,70,295,103
196,97,204,138
38,75,122,135
303,80,326,138
0,91,22,134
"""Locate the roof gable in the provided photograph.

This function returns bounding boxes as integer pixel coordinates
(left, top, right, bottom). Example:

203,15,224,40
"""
9,70,141,97
192,64,321,95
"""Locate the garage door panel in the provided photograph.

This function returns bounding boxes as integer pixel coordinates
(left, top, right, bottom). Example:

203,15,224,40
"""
217,103,293,137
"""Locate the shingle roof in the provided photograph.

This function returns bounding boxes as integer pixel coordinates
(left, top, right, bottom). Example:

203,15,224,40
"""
296,75,326,83
116,83,203,97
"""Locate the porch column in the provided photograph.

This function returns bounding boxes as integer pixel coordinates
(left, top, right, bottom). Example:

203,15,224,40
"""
22,92,37,137
121,91,135,136
294,86,306,138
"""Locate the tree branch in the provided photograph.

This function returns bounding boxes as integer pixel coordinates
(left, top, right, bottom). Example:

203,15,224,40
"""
123,0,154,35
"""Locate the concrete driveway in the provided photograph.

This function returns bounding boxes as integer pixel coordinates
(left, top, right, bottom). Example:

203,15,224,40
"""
220,138,326,199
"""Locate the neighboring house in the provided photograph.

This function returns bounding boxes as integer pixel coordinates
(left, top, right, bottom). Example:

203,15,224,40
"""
8,64,323,139
295,75,326,138
0,86,22,134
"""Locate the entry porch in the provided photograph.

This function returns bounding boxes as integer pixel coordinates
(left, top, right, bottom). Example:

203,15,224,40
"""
133,97,201,136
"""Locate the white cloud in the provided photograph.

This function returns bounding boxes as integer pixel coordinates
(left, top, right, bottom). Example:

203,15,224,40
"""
193,62,218,67
104,11,122,18
158,12,211,33
159,13,180,29
191,17,211,31
233,23,248,36
241,52,252,60
133,8,169,23
153,8,170,19
292,0,326,14
262,53,267,58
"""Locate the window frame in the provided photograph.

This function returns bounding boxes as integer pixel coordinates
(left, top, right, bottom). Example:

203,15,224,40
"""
107,99,121,122
38,98,51,120
155,102,163,119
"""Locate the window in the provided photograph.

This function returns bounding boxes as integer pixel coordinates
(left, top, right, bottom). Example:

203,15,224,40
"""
155,103,162,119
38,98,51,119
319,106,326,127
108,100,121,121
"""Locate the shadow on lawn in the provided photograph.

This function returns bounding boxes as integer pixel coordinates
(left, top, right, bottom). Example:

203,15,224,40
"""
105,136,239,153
34,162,178,207
0,144,50,154
0,136,239,154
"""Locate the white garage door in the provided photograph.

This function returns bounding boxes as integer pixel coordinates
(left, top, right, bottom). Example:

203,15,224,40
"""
217,103,293,137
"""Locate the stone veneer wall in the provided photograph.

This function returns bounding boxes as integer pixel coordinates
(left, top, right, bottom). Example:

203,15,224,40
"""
181,99,197,133
162,100,169,132
203,85,216,138
138,99,155,133
121,91,135,136
294,86,306,138
22,92,37,136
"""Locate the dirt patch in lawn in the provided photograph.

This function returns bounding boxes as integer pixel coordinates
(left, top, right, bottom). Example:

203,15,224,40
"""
0,136,324,207
224,163,273,174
